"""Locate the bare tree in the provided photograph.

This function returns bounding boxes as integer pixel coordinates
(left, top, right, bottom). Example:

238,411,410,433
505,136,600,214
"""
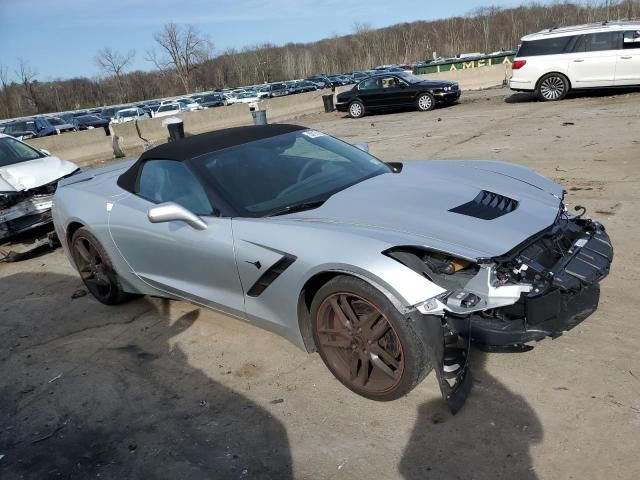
0,64,14,118
95,47,135,102
16,58,42,113
148,23,212,93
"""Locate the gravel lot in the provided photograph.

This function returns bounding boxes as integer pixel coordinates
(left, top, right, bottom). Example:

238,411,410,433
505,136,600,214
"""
1,87,639,480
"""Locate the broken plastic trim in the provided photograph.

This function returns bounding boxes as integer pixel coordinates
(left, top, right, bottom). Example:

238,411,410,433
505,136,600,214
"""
408,311,472,414
0,231,60,263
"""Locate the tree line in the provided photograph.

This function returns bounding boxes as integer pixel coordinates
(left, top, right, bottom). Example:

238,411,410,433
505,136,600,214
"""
1,0,638,119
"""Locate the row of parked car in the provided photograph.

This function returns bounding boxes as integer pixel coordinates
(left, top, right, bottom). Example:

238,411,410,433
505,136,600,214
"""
0,66,424,139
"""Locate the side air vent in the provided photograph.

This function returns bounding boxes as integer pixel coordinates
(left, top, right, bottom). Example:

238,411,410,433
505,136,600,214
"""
247,255,297,297
449,190,519,220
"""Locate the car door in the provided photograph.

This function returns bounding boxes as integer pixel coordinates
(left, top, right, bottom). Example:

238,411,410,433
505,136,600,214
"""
615,30,640,85
108,159,246,318
378,75,414,107
356,77,384,109
569,32,620,87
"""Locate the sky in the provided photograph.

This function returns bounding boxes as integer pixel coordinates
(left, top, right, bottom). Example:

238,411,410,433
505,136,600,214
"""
1,0,530,81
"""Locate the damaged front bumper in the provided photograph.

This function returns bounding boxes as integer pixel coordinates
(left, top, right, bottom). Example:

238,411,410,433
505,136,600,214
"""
0,194,54,241
404,218,613,413
458,224,612,347
415,219,613,347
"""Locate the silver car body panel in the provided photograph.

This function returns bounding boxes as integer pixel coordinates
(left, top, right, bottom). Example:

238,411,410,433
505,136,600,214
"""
52,157,565,351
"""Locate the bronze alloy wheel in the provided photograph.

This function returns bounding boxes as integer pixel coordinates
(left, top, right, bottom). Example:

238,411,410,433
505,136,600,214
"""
72,234,114,302
315,292,404,394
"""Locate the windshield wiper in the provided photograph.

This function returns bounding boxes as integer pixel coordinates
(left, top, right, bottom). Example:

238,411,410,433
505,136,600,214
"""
264,199,327,217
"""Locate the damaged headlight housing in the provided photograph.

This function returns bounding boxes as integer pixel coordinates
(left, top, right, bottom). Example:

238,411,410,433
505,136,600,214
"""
385,247,532,316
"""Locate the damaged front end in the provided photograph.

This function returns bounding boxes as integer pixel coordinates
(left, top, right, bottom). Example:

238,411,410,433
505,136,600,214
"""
1,180,62,241
388,208,613,413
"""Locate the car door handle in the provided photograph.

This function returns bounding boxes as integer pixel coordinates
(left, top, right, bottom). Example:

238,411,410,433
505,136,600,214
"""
573,59,585,62
619,56,632,60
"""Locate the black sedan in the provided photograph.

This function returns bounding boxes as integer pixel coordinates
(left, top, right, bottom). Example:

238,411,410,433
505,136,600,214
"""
72,115,110,130
336,72,460,118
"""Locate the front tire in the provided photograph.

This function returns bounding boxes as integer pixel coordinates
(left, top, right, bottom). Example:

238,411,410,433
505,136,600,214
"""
71,227,132,305
536,73,569,101
348,101,365,119
416,92,436,111
311,276,432,401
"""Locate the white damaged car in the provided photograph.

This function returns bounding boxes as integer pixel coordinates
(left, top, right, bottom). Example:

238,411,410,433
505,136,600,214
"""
0,133,79,241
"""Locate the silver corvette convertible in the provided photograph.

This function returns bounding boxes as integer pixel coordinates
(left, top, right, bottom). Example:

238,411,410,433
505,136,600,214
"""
52,124,613,412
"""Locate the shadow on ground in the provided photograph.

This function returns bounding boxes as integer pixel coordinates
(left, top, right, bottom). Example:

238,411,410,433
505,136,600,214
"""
0,272,292,479
399,350,542,479
505,86,640,103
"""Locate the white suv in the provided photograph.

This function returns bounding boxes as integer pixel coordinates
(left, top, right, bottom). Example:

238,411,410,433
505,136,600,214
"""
510,22,640,101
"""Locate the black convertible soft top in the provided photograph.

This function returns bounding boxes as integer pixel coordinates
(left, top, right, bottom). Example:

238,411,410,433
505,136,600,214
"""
140,124,305,162
118,124,306,192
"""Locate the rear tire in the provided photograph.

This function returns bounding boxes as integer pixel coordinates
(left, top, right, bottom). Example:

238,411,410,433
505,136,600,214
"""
71,227,132,305
536,73,569,101
348,101,365,119
416,92,436,111
311,275,432,401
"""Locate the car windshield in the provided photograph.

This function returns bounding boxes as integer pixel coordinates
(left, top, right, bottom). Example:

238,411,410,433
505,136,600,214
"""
78,115,100,122
118,110,137,118
48,117,65,126
0,137,44,168
158,105,177,112
191,130,391,217
397,72,423,84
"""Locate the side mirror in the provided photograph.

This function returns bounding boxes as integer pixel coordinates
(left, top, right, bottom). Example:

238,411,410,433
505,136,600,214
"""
354,143,369,153
41,149,51,156
147,202,207,230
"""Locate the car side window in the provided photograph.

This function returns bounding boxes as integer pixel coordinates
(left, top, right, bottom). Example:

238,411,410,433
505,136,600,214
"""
381,76,401,89
623,30,640,49
517,36,576,56
136,159,213,216
359,77,380,90
576,32,619,52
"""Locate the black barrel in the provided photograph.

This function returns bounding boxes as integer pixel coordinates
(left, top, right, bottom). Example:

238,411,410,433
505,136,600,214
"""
322,94,334,113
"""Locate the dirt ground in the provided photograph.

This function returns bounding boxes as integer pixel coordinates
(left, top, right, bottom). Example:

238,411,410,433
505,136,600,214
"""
1,87,639,480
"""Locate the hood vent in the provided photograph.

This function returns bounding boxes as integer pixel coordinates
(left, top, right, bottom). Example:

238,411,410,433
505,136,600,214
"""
449,190,518,220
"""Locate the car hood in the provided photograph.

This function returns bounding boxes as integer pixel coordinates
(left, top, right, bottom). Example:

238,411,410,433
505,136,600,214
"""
286,160,563,260
0,155,79,192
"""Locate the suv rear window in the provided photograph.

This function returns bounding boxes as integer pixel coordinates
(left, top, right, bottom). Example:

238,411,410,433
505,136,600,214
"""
517,36,575,56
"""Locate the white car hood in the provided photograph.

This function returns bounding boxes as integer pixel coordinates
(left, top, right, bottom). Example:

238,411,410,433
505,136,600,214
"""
0,155,78,192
